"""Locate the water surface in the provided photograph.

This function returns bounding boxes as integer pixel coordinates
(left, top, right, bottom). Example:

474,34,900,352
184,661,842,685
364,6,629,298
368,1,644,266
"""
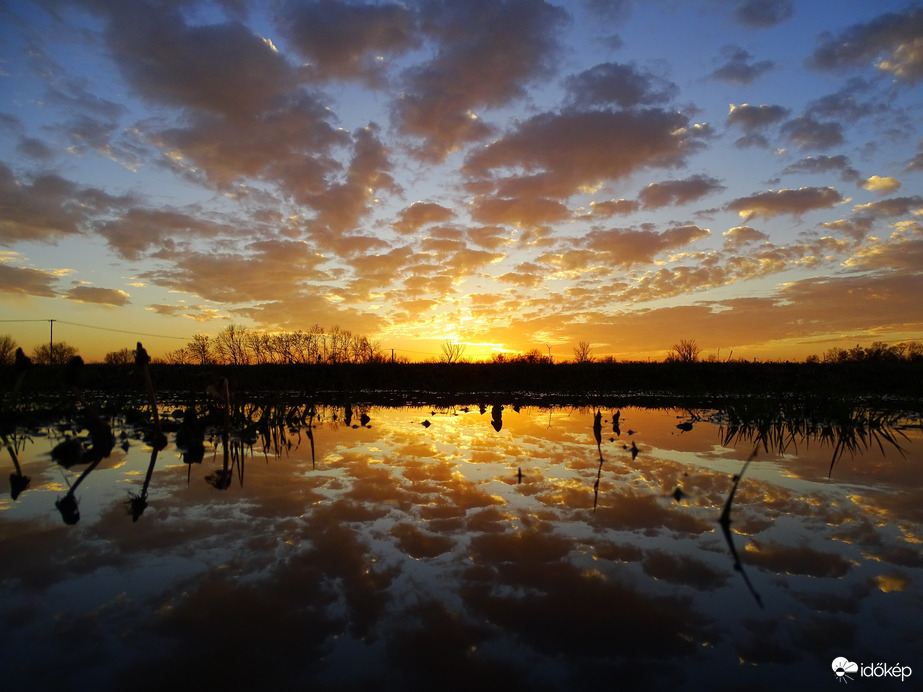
1,403,920,690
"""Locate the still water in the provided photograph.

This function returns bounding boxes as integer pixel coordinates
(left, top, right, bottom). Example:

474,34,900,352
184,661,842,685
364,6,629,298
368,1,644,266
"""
1,402,920,690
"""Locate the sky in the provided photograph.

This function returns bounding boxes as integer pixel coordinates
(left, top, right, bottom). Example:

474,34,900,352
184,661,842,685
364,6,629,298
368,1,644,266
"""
1,0,922,363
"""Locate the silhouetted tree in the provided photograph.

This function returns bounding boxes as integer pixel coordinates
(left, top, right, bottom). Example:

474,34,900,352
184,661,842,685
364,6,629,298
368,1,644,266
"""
164,346,190,364
188,334,214,365
0,334,17,366
350,334,383,363
327,325,352,364
573,341,593,364
906,341,923,361
818,341,921,363
216,324,250,365
440,341,466,363
31,341,79,365
246,330,272,364
104,348,135,365
668,339,700,363
519,348,550,364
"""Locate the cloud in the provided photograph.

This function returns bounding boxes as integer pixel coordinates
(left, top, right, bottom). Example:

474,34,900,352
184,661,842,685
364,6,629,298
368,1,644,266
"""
618,260,776,304
862,175,901,194
278,0,419,85
0,263,59,298
0,167,80,243
612,234,853,304
742,541,852,577
776,271,923,336
466,226,511,250
393,0,568,162
843,226,923,272
781,155,861,183
851,196,923,218
808,7,923,83
302,124,400,237
564,62,678,108
480,233,854,336
464,108,702,201
727,187,844,220
906,143,923,172
64,286,130,306
726,103,789,130
393,202,454,235
584,0,633,20
84,1,361,204
146,304,227,322
443,247,505,277
141,239,332,305
348,246,415,293
98,208,235,262
16,137,56,161
588,199,641,218
153,95,348,195
574,224,711,268
43,77,129,163
780,116,844,150
805,77,884,122
470,197,571,227
639,175,725,209
96,4,300,117
574,258,923,355
0,164,128,244
723,225,770,250
710,46,774,84
733,0,794,28
497,261,545,287
726,104,789,148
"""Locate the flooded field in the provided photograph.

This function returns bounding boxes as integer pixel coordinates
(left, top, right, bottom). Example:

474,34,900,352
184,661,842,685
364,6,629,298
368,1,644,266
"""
1,400,921,690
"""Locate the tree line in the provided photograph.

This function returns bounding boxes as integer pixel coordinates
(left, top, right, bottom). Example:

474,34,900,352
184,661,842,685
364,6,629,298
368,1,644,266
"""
807,341,923,363
162,324,386,365
2,330,921,368
0,324,385,367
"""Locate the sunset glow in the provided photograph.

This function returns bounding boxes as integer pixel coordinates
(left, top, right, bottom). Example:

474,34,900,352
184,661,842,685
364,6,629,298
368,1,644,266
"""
1,0,921,362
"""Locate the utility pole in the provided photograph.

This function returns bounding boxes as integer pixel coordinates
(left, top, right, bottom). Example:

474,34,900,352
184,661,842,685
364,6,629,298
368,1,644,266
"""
49,319,56,365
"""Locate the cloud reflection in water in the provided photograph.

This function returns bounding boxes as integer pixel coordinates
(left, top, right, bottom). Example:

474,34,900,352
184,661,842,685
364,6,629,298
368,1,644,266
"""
0,405,920,689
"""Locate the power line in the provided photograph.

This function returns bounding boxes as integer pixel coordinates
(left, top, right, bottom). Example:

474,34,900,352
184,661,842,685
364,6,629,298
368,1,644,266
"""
1,318,190,341
57,320,190,341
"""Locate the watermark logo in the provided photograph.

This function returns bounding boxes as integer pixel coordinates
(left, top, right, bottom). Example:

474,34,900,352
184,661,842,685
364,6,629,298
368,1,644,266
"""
832,658,858,683
832,657,912,684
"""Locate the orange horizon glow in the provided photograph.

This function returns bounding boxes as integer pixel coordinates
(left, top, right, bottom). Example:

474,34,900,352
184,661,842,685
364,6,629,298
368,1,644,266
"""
5,316,923,365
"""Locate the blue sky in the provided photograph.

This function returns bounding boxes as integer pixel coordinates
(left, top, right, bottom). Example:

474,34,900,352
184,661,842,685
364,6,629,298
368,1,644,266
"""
1,0,921,361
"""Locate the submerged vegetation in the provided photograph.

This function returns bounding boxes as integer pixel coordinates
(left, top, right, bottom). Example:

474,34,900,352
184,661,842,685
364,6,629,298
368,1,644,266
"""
716,395,912,477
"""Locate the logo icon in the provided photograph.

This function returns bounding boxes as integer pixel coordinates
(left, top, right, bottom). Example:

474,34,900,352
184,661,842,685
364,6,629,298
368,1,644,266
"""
832,657,859,683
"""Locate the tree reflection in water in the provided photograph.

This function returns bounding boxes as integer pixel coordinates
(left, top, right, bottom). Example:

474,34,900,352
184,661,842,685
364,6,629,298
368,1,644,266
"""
0,394,920,689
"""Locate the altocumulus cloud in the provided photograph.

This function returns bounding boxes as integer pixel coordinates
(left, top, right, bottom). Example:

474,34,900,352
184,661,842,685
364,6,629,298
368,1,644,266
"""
64,286,131,306
727,187,845,221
